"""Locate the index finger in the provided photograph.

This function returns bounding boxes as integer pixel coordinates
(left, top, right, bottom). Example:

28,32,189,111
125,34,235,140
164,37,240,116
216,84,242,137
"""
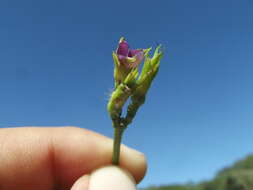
0,127,147,190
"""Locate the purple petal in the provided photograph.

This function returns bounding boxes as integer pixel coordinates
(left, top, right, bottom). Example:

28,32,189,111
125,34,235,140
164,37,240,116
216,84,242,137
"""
117,54,126,63
128,49,142,57
130,51,144,68
118,54,131,68
116,41,129,56
117,50,144,68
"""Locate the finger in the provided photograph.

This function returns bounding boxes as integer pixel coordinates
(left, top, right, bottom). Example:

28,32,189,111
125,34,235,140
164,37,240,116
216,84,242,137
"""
0,127,147,190
71,175,90,190
89,166,136,190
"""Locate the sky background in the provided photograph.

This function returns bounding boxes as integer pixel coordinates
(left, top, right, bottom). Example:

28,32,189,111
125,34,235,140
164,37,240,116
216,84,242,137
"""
0,0,253,188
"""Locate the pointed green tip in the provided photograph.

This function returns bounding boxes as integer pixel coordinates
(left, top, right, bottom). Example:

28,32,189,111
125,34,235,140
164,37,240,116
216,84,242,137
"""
151,45,163,67
143,47,152,56
154,44,163,56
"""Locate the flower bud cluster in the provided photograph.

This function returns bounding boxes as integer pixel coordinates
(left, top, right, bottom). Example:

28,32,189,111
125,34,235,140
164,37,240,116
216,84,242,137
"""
107,37,163,127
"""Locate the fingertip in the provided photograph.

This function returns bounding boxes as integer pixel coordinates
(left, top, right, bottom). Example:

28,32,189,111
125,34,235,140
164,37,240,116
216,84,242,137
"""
120,144,148,183
89,166,136,190
71,175,90,190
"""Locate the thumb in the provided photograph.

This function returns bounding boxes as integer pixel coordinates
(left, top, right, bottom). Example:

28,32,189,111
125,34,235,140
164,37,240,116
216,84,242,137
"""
89,166,136,190
71,166,136,190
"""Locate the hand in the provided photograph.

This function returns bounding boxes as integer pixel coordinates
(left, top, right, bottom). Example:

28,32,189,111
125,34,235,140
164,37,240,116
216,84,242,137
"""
0,127,147,190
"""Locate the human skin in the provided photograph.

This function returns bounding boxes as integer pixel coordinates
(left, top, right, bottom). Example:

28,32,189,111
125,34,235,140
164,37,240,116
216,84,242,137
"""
0,127,147,190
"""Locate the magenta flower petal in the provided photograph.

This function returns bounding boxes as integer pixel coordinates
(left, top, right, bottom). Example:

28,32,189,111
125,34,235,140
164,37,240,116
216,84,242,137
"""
117,54,127,64
130,51,144,68
128,49,142,57
116,40,129,56
116,38,144,69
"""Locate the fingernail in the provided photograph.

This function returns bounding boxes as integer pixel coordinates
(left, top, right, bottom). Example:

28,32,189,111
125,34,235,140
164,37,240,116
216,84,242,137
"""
89,166,136,190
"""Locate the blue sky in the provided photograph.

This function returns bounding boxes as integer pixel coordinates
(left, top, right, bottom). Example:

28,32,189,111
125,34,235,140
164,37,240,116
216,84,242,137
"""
0,0,253,188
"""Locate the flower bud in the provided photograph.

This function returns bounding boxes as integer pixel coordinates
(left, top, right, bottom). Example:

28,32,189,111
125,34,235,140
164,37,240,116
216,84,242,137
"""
108,39,163,126
133,45,163,98
113,37,144,88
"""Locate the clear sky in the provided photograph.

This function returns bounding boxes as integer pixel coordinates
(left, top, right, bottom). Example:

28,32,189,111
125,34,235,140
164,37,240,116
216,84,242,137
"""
0,0,253,188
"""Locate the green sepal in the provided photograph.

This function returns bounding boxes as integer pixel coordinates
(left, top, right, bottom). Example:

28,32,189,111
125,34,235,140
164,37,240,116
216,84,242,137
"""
134,45,163,97
112,52,131,88
124,69,138,88
107,83,132,121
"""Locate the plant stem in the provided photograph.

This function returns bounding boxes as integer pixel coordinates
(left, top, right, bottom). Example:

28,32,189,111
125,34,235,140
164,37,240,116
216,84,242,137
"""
124,96,145,126
112,126,125,165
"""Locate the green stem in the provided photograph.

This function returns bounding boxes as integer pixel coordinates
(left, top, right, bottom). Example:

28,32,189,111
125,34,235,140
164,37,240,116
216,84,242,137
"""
112,126,125,165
